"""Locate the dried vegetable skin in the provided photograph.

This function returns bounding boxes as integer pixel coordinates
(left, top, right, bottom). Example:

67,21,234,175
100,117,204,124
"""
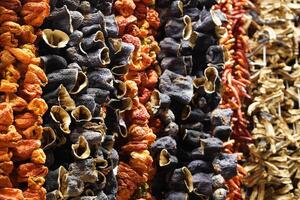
149,0,240,199
213,0,252,199
113,0,160,199
39,1,126,199
0,0,50,199
244,0,300,199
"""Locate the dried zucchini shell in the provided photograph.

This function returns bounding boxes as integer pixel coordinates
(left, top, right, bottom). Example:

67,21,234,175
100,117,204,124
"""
42,29,70,49
71,136,91,160
50,105,71,134
41,126,57,150
108,97,133,112
87,47,111,67
203,65,219,94
58,84,76,111
71,105,92,122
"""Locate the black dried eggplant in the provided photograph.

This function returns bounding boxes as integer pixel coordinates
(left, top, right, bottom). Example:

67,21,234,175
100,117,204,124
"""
192,173,213,197
213,125,232,141
162,122,179,139
81,24,102,36
151,136,177,157
212,153,238,180
68,159,99,183
81,12,105,27
80,31,106,52
86,88,110,104
70,129,103,148
165,191,188,200
40,1,125,199
160,56,193,76
41,55,68,73
47,6,73,33
182,129,210,149
152,1,235,199
211,108,233,127
75,95,97,114
194,9,226,33
168,167,194,192
104,15,119,37
68,30,84,47
187,160,212,174
206,45,224,64
165,16,192,40
70,11,84,30
88,47,111,67
159,69,193,105
159,37,180,57
169,1,184,18
200,137,224,156
61,0,80,10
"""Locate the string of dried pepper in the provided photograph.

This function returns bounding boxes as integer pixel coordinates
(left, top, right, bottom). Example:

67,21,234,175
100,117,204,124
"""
113,0,160,199
214,0,251,199
0,0,50,199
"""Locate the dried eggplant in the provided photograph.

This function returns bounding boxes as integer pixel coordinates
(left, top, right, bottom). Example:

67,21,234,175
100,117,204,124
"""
39,1,125,199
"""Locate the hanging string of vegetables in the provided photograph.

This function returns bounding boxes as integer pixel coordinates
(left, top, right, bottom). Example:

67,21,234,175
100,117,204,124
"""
39,1,125,199
1,1,299,200
113,0,160,199
213,0,252,199
244,0,300,199
0,0,50,199
149,0,241,200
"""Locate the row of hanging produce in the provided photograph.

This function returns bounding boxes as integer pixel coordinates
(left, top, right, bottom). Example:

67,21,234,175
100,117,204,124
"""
0,0,299,199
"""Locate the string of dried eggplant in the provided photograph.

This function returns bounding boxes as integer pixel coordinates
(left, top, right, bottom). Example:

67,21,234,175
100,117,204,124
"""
149,0,240,199
39,1,126,199
113,0,160,199
0,0,50,199
244,0,300,199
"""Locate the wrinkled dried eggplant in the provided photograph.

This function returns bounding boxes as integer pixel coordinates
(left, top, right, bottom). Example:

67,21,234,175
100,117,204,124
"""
150,1,239,199
39,1,126,199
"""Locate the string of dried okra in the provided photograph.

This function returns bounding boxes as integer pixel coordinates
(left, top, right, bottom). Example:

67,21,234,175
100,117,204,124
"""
244,0,300,199
0,0,49,199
